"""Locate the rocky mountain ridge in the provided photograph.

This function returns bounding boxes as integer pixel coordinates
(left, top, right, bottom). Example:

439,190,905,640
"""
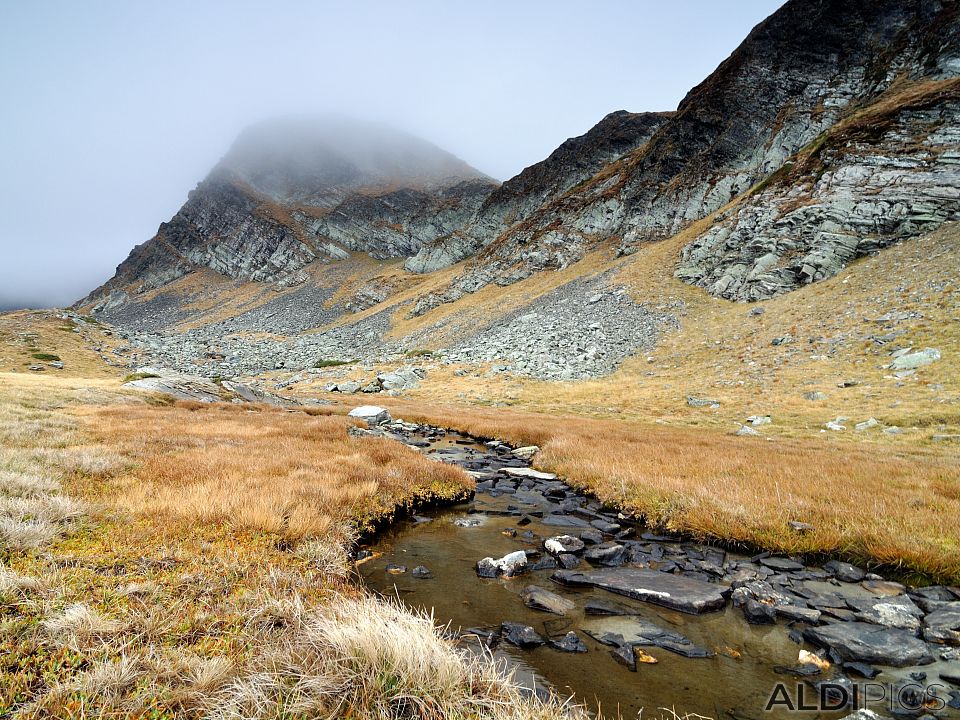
413,0,960,313
83,118,498,310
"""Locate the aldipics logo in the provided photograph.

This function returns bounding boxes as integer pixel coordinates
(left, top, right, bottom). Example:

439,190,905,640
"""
764,681,956,714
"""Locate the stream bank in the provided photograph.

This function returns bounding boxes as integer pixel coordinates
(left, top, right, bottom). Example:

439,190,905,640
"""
352,416,960,719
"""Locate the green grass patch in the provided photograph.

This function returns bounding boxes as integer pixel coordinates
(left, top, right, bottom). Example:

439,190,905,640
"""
313,359,353,368
30,353,61,362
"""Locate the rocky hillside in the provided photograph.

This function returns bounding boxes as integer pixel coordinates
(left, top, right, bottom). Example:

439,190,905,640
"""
405,111,671,273
82,117,497,310
413,0,960,312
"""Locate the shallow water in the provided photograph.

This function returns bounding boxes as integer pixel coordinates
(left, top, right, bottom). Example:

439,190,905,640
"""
360,429,959,719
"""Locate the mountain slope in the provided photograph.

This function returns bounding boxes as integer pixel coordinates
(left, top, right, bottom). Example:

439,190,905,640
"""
414,0,960,312
405,110,671,273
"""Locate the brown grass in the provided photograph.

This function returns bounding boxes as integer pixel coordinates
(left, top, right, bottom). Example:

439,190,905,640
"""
83,401,472,541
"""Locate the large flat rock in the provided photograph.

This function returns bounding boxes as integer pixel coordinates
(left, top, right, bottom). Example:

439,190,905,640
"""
551,567,729,614
803,622,935,667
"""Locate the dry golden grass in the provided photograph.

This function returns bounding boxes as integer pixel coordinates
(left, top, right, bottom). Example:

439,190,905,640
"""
83,401,472,541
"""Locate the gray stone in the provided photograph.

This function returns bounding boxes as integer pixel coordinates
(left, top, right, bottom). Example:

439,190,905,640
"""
923,603,960,646
824,560,866,583
500,621,545,649
544,535,585,555
347,405,392,427
520,585,576,616
890,348,940,370
803,622,935,667
476,550,528,579
551,567,729,614
848,595,924,631
549,631,587,653
687,396,720,408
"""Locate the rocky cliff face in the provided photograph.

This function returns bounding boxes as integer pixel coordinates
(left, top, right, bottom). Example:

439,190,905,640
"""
677,79,960,300
82,118,496,310
411,0,960,313
405,111,671,273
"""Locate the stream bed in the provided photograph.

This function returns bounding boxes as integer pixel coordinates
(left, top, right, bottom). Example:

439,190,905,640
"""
357,421,960,719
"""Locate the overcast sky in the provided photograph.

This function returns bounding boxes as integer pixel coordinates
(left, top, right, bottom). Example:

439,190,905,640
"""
0,0,784,310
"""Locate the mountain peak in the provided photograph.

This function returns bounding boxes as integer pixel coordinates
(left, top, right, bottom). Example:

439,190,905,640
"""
213,115,493,206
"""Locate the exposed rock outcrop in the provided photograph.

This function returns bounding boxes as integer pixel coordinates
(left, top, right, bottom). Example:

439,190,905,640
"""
405,110,671,273
413,0,960,310
677,80,960,300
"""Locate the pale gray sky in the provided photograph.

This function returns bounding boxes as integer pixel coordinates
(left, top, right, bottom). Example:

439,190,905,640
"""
0,0,784,310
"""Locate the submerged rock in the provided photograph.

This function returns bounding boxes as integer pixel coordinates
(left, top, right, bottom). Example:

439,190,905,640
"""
549,631,588,653
520,585,576,616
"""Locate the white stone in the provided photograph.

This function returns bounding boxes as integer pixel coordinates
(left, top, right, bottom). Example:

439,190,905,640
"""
503,467,558,481
348,405,392,426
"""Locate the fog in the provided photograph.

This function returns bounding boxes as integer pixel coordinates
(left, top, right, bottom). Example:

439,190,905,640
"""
0,0,783,310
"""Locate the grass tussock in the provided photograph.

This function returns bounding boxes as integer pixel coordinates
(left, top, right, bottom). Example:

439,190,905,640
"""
210,594,585,720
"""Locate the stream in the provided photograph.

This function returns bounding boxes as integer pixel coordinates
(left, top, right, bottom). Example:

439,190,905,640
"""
357,421,960,719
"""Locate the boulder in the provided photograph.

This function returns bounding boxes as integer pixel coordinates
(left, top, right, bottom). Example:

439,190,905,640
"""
552,567,729,614
500,622,545,649
411,565,432,579
803,622,935,667
512,445,540,460
687,396,720,408
890,347,940,370
521,585,575,615
824,560,866,583
549,630,587,653
743,599,777,624
544,535,585,555
124,367,223,403
347,405,392,427
584,542,628,567
476,550,528,579
377,366,424,391
221,380,290,405
923,603,960,645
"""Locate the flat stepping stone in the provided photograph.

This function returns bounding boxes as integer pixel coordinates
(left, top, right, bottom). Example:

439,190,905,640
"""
503,467,558,481
803,622,935,667
759,556,805,572
551,567,729,614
